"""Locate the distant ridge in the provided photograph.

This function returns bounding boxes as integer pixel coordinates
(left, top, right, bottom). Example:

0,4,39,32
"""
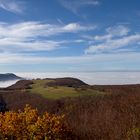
0,73,23,81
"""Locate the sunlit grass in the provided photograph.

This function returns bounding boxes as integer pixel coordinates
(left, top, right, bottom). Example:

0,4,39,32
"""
29,79,104,99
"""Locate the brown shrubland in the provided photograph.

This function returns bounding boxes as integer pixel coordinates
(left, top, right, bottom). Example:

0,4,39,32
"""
0,83,140,140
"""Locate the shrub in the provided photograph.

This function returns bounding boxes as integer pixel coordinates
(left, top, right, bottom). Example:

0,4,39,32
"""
0,105,69,140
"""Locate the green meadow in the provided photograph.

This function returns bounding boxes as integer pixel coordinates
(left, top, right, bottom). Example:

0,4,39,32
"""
29,79,103,99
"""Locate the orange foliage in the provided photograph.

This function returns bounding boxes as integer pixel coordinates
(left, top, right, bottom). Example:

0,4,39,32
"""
0,105,68,140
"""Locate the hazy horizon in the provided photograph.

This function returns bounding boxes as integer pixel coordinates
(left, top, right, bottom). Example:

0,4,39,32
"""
1,71,140,87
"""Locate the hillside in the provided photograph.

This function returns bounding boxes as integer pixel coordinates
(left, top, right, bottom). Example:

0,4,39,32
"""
0,73,22,81
0,78,140,139
29,78,103,99
0,77,103,112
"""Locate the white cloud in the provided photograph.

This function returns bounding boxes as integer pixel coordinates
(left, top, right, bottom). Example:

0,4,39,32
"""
82,25,130,43
106,25,130,37
84,25,140,54
59,0,100,14
0,22,95,38
94,25,130,41
85,34,140,54
0,21,95,52
63,23,95,32
0,0,25,14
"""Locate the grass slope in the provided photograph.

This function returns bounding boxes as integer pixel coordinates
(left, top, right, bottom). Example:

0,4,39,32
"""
29,79,103,99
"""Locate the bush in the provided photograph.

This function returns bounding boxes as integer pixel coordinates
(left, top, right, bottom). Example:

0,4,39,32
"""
0,105,69,140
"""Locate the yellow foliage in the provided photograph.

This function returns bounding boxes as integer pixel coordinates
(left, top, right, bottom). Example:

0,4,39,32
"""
0,105,68,140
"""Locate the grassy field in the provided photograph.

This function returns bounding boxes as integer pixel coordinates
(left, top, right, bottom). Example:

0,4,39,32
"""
29,79,103,99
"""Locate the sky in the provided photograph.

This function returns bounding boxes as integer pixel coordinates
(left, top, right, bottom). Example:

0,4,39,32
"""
0,0,140,72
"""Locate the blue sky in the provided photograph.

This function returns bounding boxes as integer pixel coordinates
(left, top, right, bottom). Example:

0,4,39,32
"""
0,0,140,72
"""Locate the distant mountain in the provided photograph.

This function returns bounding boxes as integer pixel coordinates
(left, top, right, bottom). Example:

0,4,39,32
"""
0,73,23,81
